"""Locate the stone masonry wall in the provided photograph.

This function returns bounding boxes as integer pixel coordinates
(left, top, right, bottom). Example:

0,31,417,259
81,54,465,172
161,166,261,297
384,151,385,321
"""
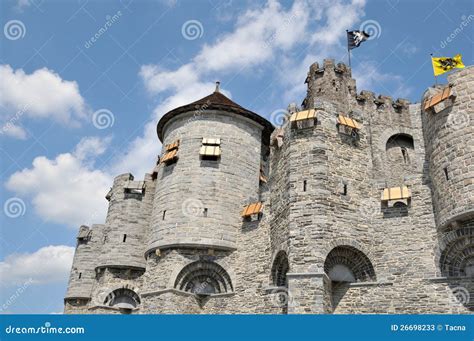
65,62,473,315
282,59,471,314
269,126,291,273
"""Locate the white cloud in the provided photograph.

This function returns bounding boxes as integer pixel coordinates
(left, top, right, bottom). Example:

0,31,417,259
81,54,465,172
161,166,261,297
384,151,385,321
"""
311,0,365,46
194,0,310,73
140,0,318,100
0,245,74,286
140,64,201,94
0,65,89,139
140,0,367,104
279,53,323,104
111,81,215,177
1,123,27,139
353,61,413,98
73,135,110,161
6,137,112,228
110,122,159,178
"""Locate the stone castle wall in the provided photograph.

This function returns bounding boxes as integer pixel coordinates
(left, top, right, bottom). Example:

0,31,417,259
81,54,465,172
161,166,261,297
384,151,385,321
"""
64,61,474,315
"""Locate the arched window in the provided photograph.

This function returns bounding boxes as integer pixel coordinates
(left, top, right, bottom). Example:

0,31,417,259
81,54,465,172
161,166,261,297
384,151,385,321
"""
174,261,233,295
385,134,414,165
324,246,376,283
393,201,407,208
271,251,289,287
104,288,140,309
439,228,474,277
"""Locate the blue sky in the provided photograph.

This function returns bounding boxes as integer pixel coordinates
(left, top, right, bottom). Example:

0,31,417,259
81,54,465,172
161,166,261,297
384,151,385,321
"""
0,0,472,314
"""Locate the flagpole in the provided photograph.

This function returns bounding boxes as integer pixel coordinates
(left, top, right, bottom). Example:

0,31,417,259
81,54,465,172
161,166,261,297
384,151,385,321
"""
348,46,352,69
346,30,352,69
430,53,438,86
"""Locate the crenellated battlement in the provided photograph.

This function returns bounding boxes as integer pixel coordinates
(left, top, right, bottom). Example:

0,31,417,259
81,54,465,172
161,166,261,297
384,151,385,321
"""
304,59,411,117
307,59,353,79
355,93,408,111
105,172,155,202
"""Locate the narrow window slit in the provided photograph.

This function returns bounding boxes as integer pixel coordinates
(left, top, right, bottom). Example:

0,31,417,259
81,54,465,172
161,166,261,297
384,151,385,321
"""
401,147,409,164
444,167,449,180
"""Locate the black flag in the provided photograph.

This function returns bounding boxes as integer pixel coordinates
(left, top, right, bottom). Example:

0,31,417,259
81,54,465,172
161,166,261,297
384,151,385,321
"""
347,30,370,50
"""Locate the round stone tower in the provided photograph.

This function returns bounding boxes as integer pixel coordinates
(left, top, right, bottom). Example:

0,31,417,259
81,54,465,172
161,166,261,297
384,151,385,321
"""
97,173,149,270
146,84,273,255
138,84,273,312
64,223,105,312
421,66,474,230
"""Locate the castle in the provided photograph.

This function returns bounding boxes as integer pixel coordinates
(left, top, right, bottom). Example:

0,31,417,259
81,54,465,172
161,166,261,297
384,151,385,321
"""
64,60,474,314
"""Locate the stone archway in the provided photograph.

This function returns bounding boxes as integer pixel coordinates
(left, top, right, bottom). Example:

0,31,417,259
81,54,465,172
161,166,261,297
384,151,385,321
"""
174,260,233,295
271,251,289,287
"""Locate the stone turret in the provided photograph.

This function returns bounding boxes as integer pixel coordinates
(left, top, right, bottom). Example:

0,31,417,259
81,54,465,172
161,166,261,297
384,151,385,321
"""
136,85,274,311
303,59,357,112
146,86,273,255
270,63,375,313
64,224,103,312
421,66,474,230
96,173,155,270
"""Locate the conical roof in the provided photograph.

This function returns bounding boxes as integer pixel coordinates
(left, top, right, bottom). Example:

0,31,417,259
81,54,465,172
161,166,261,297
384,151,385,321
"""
156,88,273,142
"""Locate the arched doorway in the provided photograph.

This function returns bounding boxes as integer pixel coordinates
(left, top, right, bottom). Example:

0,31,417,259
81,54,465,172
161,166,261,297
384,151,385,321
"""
324,245,376,310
